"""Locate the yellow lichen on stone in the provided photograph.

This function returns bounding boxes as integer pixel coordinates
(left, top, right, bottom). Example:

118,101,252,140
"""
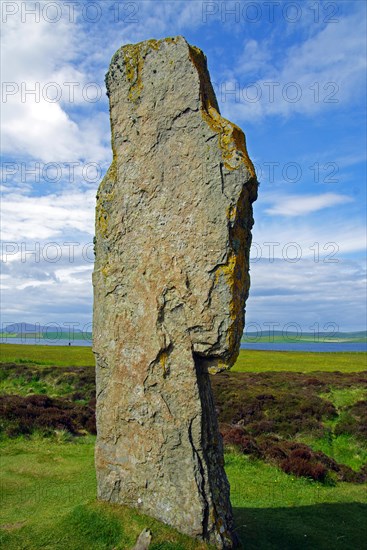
212,201,248,366
107,154,117,182
101,263,111,278
213,253,236,288
96,172,115,239
204,106,255,175
212,253,237,352
185,36,257,366
188,45,255,177
123,43,146,102
226,205,237,223
97,209,108,237
122,37,180,103
208,359,227,374
159,350,169,376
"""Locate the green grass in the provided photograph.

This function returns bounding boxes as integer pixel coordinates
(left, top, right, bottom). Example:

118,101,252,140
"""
320,387,366,409
0,374,79,400
233,350,367,372
2,344,366,373
1,347,366,547
227,451,366,508
0,437,365,549
299,433,367,472
227,452,367,549
0,436,210,549
297,386,367,471
0,365,93,400
0,374,50,397
0,344,94,367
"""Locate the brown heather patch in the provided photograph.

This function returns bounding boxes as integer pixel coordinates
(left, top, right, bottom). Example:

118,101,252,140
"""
214,370,367,483
1,363,366,483
0,394,96,437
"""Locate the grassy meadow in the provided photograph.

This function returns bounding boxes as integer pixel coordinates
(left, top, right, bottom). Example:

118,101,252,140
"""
0,343,366,549
1,436,366,550
233,349,367,372
0,343,94,367
1,343,366,371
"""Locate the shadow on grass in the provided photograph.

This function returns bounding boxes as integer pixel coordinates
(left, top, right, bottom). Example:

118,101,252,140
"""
233,502,367,549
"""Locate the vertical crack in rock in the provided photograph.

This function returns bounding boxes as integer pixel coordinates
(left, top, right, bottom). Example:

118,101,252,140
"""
93,36,258,548
219,162,225,194
188,414,210,536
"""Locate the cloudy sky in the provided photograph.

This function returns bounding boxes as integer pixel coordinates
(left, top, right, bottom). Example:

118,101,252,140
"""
1,0,366,336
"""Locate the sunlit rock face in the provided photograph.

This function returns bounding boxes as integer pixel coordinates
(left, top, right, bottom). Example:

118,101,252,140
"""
93,36,257,548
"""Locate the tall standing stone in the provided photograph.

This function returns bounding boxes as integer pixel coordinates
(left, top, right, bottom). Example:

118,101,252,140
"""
93,36,257,548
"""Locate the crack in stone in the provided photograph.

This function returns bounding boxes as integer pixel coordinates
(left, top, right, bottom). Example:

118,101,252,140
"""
188,416,209,539
219,161,225,194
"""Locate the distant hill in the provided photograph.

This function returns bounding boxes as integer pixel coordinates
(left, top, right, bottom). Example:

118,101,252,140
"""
3,323,83,333
2,323,91,340
3,324,366,343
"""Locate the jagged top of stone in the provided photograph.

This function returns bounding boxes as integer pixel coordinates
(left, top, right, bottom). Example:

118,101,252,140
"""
96,35,257,372
105,35,255,178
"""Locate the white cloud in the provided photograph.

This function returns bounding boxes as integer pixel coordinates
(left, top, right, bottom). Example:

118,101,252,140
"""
237,39,273,76
0,189,95,241
0,0,365,330
220,5,366,120
1,0,208,164
0,265,92,325
246,257,366,331
262,192,353,216
251,209,366,258
1,7,110,163
1,244,94,326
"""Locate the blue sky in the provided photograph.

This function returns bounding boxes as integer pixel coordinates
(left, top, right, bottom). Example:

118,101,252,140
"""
1,0,366,335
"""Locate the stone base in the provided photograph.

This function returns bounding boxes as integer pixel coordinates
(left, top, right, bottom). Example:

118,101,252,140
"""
95,350,236,548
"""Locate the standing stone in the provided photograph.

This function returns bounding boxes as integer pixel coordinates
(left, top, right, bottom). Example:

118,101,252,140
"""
93,36,257,548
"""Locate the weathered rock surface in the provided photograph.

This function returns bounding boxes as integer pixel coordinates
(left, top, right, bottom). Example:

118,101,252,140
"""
93,36,257,548
132,528,152,550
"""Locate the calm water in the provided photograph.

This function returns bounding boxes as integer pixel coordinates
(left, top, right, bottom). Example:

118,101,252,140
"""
0,337,92,347
1,338,366,352
241,342,367,352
